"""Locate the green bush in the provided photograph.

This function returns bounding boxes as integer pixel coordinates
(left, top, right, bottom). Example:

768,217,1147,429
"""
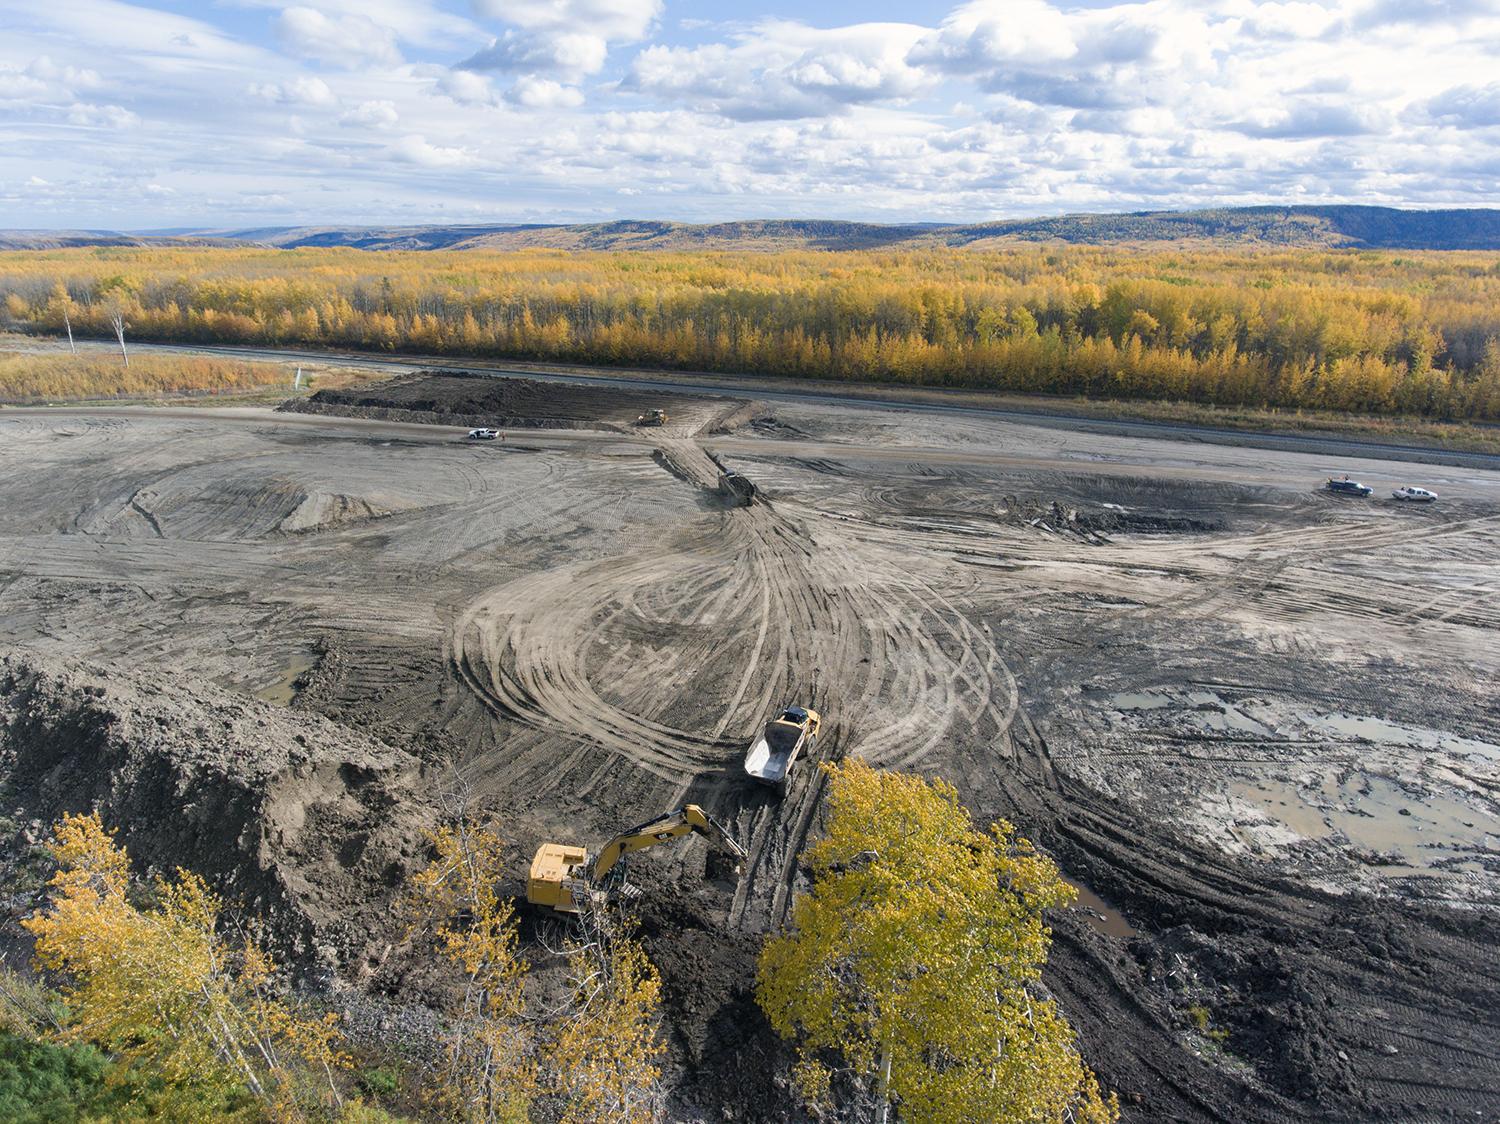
0,1029,115,1122
356,1065,401,1097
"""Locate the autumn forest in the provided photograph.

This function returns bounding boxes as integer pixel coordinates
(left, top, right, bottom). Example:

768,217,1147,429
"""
3,244,1500,421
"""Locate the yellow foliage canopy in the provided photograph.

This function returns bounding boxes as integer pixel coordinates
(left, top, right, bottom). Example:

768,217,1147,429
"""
0,349,287,401
2,244,1500,418
406,817,536,1124
757,760,1118,1124
547,929,666,1124
23,812,347,1123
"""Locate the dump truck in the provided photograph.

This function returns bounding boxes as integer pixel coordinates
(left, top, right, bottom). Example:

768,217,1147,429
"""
744,705,821,792
635,408,668,427
527,804,747,914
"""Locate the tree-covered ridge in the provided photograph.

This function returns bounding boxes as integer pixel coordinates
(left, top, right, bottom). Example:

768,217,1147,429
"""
3,243,1499,419
5,206,1500,253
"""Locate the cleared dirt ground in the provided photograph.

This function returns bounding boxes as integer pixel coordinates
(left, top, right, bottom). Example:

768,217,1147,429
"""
0,376,1496,1122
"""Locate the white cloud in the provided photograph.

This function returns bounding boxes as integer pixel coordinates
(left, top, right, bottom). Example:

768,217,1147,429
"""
1424,82,1500,126
1237,1,1344,39
1233,101,1387,139
505,75,584,108
340,99,400,127
0,69,50,101
0,57,103,102
434,69,500,105
387,133,476,167
234,0,482,49
470,0,661,41
632,20,931,120
65,103,141,128
275,7,402,67
462,29,609,77
460,0,662,107
249,76,336,106
910,0,1079,70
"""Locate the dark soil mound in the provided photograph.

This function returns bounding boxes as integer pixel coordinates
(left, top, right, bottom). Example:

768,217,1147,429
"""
284,370,735,431
0,652,433,970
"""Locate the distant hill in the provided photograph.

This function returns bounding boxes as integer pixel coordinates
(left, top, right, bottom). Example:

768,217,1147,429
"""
176,219,940,252
4,207,1499,252
0,230,254,250
942,206,1500,250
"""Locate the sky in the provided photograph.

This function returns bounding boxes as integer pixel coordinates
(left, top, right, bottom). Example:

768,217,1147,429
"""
2,0,1499,229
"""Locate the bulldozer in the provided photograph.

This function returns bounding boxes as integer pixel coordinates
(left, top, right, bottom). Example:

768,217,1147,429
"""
635,408,668,427
527,804,747,914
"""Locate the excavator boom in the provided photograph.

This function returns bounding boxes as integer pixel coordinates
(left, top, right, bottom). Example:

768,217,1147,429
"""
591,804,746,882
528,804,747,913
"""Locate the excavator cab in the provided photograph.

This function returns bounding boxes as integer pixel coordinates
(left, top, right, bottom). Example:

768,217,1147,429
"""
527,805,746,914
527,843,589,912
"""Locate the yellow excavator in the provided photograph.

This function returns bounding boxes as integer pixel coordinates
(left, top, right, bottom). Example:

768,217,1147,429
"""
527,805,748,914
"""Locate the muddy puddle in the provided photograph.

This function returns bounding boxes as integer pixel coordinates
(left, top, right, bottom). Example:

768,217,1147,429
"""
1062,876,1137,938
1111,689,1272,736
256,649,318,706
1104,685,1500,878
1111,687,1500,761
1230,773,1497,867
1308,712,1500,761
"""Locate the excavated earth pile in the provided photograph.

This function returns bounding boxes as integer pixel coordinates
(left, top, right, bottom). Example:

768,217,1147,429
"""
0,653,433,968
282,369,749,432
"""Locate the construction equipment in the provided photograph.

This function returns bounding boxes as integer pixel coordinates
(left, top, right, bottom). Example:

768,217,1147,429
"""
527,804,747,914
635,408,668,427
745,705,821,792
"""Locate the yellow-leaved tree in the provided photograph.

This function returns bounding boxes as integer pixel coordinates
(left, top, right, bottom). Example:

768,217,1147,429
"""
546,905,666,1124
407,814,536,1124
756,759,1119,1124
22,811,348,1123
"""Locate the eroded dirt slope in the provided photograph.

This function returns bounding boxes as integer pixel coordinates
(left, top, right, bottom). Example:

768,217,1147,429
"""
0,653,433,968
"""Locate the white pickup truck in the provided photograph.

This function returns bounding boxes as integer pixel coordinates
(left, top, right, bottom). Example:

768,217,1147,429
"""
466,428,500,441
744,705,821,792
1391,486,1437,503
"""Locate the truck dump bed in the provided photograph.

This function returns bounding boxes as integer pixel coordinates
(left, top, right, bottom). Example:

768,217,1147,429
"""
745,719,804,786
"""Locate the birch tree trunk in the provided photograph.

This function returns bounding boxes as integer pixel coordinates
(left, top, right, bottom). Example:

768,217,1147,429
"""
110,312,128,367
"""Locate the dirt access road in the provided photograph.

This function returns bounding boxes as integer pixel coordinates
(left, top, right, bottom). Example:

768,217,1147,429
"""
128,339,1500,471
0,380,1496,1122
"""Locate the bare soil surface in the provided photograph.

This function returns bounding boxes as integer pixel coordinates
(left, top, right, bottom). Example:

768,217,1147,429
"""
0,383,1496,1122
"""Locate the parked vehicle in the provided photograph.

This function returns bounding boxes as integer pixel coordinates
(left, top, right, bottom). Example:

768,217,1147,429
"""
1325,476,1372,496
466,428,499,440
1391,485,1437,503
